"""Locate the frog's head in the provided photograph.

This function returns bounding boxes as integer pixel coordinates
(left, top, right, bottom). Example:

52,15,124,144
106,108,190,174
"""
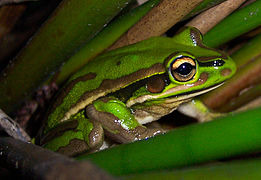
127,27,236,107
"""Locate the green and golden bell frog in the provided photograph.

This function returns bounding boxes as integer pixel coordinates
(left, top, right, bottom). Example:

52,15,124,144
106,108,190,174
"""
37,27,236,156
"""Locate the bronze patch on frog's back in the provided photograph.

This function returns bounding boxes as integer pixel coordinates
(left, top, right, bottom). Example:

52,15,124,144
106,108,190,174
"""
57,139,89,156
40,120,79,145
49,72,97,113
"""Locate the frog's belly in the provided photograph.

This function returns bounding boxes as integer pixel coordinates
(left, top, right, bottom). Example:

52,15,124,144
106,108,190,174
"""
132,99,191,124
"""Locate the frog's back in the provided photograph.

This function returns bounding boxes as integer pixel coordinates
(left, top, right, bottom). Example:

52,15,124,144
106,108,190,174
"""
46,37,173,130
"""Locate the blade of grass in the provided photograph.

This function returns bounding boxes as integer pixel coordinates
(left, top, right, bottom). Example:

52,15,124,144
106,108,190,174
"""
77,107,261,175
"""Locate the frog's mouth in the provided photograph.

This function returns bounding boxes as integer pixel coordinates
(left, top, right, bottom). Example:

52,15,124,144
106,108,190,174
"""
130,82,223,125
163,82,223,103
127,72,223,107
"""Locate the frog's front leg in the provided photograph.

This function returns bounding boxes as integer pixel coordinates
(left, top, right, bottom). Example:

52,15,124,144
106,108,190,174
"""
86,97,165,143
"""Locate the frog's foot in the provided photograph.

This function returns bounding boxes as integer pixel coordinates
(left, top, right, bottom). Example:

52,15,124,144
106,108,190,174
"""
132,126,165,141
40,112,104,156
86,97,165,144
87,120,104,149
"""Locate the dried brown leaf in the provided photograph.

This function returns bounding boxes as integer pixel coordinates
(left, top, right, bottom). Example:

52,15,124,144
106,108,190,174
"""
0,109,30,141
109,0,204,50
0,5,26,38
186,0,248,34
0,0,37,6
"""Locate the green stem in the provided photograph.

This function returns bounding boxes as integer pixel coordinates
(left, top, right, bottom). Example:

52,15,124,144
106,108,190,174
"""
124,158,261,180
77,107,261,175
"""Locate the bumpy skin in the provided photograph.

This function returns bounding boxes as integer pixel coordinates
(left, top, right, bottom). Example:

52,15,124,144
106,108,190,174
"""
37,27,236,156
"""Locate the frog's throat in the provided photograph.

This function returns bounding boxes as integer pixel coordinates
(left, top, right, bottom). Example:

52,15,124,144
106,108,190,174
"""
126,73,223,107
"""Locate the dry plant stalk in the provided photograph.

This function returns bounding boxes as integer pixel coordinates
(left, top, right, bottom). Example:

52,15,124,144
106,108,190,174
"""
0,137,114,180
0,5,26,38
186,0,247,34
0,0,37,6
240,0,257,8
109,0,204,50
0,109,30,142
236,96,261,113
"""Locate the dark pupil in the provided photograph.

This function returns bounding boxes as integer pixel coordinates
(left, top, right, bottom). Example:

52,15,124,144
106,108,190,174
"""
175,63,193,76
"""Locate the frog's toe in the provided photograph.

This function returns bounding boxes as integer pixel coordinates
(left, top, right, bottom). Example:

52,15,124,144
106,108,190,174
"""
88,121,104,149
134,126,166,141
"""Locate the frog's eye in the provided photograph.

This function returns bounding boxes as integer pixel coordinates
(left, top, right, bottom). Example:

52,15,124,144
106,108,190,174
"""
170,56,196,82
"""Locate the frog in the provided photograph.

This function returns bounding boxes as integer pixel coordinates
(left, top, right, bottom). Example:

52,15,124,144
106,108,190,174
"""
37,27,236,156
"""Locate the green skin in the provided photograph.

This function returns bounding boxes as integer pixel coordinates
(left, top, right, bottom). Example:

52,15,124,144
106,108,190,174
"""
37,27,236,156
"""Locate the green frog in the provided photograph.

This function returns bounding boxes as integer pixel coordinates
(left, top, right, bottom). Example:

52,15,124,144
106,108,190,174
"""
37,27,236,156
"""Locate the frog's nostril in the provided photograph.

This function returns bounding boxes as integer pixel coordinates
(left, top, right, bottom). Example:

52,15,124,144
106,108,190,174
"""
221,68,232,76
